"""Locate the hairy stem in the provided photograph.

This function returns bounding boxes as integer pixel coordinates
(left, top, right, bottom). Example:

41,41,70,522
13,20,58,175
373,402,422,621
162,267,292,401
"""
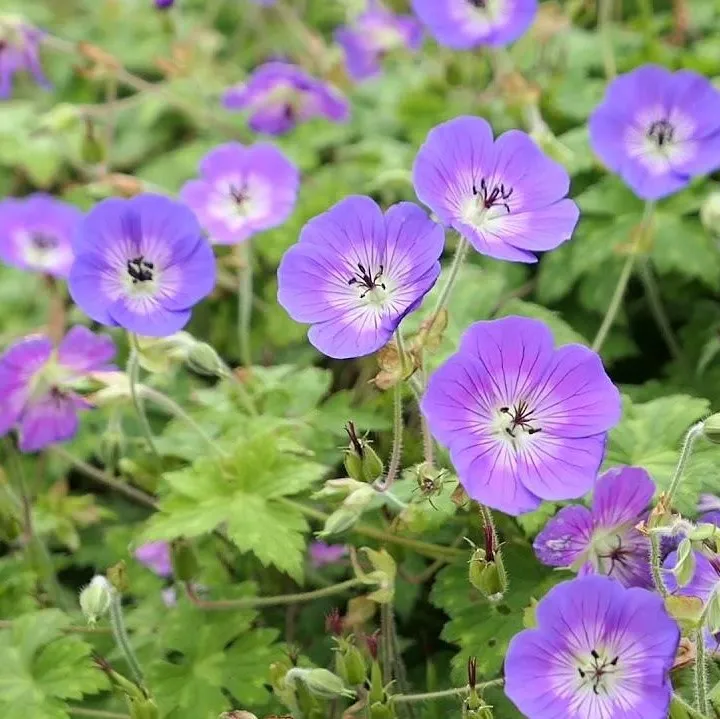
392,680,503,705
376,382,404,491
638,259,681,359
184,577,363,610
430,235,469,325
695,628,709,714
649,532,668,597
109,592,144,686
666,422,704,508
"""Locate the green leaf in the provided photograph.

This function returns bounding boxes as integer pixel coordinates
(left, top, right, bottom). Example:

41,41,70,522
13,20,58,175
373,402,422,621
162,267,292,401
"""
0,610,108,719
143,419,328,580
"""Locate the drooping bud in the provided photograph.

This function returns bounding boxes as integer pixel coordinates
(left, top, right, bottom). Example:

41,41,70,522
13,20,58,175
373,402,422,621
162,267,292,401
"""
670,538,696,588
284,667,356,700
170,539,198,582
351,547,396,604
186,341,227,378
703,413,720,445
79,575,113,625
701,191,720,236
344,422,384,483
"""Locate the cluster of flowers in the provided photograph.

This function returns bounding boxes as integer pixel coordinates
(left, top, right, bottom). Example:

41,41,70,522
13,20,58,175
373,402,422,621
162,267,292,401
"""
3,3,720,718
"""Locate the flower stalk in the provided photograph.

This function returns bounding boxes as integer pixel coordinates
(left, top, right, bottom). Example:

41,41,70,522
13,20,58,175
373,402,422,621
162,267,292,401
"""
237,242,254,368
109,590,144,686
695,627,710,714
127,337,159,458
666,422,704,508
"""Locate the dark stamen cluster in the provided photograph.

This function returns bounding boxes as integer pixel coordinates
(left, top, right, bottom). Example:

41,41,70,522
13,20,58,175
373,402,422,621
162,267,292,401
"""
468,0,487,7
127,255,155,284
647,119,675,147
31,233,59,251
577,649,619,695
473,178,513,214
229,184,249,206
500,400,542,438
348,262,386,298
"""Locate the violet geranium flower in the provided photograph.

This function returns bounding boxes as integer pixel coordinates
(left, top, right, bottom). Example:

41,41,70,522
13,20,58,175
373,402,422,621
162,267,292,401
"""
0,326,115,452
505,575,680,719
421,316,621,515
222,62,349,136
335,3,423,81
180,142,299,245
698,494,720,526
0,194,80,278
533,466,655,587
411,0,537,50
0,18,51,98
309,542,348,568
589,65,720,200
413,116,579,263
134,541,173,577
68,194,216,338
277,196,444,359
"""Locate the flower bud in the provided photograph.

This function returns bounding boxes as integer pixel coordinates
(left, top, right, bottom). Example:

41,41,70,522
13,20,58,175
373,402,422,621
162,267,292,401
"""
701,191,720,236
688,522,719,543
368,659,385,705
128,695,159,719
285,667,355,699
317,507,362,538
344,422,384,483
671,538,696,588
135,332,195,374
369,702,395,719
704,589,720,635
468,547,507,601
339,641,367,686
79,575,113,625
703,413,720,445
170,539,198,582
186,342,227,378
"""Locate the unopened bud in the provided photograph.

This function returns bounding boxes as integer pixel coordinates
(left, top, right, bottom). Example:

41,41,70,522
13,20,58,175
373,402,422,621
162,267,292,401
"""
128,695,159,719
318,507,362,538
701,191,720,236
344,422,383,483
688,522,719,543
186,341,227,378
285,667,355,699
469,547,507,601
370,702,394,719
170,539,198,582
703,413,720,445
671,538,696,588
368,659,385,704
705,589,720,635
79,575,113,625
340,642,367,685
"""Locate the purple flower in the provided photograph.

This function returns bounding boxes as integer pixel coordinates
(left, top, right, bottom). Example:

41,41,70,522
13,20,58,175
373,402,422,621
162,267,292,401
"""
222,62,349,136
411,0,537,50
154,0,175,8
505,575,680,719
698,494,720,526
0,326,115,452
421,316,621,515
277,196,444,359
413,116,579,263
589,65,720,201
134,541,173,577
180,142,299,245
0,19,50,98
0,194,80,278
309,542,348,568
534,466,655,587
68,194,216,338
335,3,423,81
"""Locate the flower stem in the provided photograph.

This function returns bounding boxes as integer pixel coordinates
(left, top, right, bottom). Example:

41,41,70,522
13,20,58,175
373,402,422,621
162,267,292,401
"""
392,680,503,704
376,381,404,492
672,694,711,719
237,242,253,368
592,201,654,353
184,577,363,610
649,532,668,597
695,628,710,714
278,498,465,560
140,386,228,459
598,0,617,80
126,338,159,458
109,591,144,686
430,235,469,325
666,421,704,508
638,258,681,359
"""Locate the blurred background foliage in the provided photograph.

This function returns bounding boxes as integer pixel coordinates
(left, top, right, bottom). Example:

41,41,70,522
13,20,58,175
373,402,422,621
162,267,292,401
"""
1,0,720,717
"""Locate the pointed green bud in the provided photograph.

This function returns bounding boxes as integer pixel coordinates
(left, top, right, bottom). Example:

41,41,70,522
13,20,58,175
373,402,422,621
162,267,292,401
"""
705,589,720,635
128,695,159,719
170,539,198,582
464,705,494,719
468,548,507,601
370,702,395,719
79,575,113,625
368,660,385,704
688,522,718,543
342,643,367,686
285,667,355,700
344,422,384,483
703,413,720,445
701,191,720,236
186,341,227,378
671,538,696,588
318,507,362,538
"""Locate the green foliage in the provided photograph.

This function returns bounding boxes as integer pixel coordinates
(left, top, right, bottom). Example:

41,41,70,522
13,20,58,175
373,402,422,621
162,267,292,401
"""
0,610,108,718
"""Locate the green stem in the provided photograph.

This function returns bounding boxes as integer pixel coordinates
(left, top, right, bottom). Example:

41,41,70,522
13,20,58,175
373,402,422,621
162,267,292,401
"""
672,693,711,719
376,382,404,491
638,259,681,359
409,374,434,469
126,338,159,458
592,201,654,352
695,628,710,714
238,242,253,368
598,0,617,80
278,498,464,560
184,577,362,610
430,235,469,325
666,422,704,508
0,619,111,634
109,592,144,686
649,532,668,597
140,386,228,459
392,680,503,704
380,603,394,687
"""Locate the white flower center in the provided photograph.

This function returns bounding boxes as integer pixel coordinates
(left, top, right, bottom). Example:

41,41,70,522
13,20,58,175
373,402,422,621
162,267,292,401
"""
575,648,621,698
463,0,507,28
347,261,392,307
492,400,542,451
461,178,514,230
